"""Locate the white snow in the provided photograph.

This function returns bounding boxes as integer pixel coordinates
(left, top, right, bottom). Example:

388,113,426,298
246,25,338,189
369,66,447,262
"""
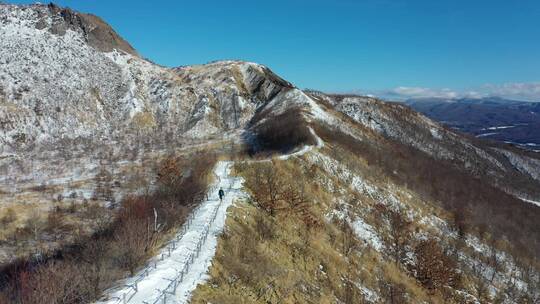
465,235,490,254
430,127,443,139
311,126,325,148
277,127,324,160
476,132,499,138
0,4,131,145
306,150,394,205
334,96,506,171
99,161,247,304
352,217,384,251
0,5,285,148
355,283,380,302
261,89,335,126
97,124,324,303
482,126,515,131
497,148,540,182
518,197,540,207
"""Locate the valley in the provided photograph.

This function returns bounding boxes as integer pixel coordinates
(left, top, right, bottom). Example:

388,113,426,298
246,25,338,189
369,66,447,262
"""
405,97,540,152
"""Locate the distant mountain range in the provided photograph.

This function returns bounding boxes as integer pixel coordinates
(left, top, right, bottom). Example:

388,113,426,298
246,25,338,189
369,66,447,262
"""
405,97,540,151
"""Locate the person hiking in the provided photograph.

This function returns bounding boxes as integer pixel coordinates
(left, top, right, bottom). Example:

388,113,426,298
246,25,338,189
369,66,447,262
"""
218,187,225,201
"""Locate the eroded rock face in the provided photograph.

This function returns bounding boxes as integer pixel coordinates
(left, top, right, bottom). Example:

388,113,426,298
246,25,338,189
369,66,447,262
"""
241,64,293,101
46,3,138,55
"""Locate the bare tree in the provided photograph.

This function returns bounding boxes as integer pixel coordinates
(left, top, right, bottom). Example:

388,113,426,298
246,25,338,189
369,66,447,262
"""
25,209,44,241
340,209,359,258
80,239,113,299
17,261,86,304
378,277,407,304
247,162,283,216
113,216,156,275
92,166,114,202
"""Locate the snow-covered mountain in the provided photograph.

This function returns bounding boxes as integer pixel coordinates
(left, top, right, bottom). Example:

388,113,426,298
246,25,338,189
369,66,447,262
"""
2,2,536,196
0,3,297,153
1,3,539,304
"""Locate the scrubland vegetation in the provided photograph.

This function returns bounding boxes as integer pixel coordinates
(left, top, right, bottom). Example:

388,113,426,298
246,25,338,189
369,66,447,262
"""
191,120,539,303
313,123,540,262
3,4,538,302
314,121,539,302
190,159,455,303
0,107,538,304
0,132,231,263
0,152,216,304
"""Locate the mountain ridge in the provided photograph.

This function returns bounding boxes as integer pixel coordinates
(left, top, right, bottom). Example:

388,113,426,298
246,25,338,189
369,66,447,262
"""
0,3,539,303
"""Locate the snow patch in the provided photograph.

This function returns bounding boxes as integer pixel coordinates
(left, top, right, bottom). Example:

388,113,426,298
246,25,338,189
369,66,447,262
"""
476,132,499,138
518,197,540,207
277,127,324,160
352,217,384,251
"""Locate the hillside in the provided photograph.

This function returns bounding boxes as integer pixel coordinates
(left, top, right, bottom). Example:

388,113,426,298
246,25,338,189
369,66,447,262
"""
0,3,539,304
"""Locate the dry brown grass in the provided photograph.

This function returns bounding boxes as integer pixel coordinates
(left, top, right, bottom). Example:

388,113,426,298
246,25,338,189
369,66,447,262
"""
194,135,540,303
0,151,217,304
190,159,445,304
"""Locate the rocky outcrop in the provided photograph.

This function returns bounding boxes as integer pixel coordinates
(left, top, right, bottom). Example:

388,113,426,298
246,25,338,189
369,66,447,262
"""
241,65,293,101
45,3,138,55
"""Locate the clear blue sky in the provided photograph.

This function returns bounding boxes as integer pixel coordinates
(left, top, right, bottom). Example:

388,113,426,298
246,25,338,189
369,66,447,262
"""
9,0,540,99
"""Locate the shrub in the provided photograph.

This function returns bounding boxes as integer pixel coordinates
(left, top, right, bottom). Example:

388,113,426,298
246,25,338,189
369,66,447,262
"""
243,162,284,216
112,215,155,275
24,210,45,241
0,152,217,303
45,211,66,235
254,213,275,241
378,279,408,304
92,166,115,202
247,108,316,155
0,208,17,227
373,204,412,264
17,262,88,304
156,155,185,195
412,238,460,292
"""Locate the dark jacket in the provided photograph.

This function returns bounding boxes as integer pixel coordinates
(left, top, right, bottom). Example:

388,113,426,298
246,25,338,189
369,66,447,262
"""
218,189,225,199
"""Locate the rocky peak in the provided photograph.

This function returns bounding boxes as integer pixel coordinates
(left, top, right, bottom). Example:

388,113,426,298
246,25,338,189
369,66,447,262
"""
47,3,137,55
0,2,137,55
